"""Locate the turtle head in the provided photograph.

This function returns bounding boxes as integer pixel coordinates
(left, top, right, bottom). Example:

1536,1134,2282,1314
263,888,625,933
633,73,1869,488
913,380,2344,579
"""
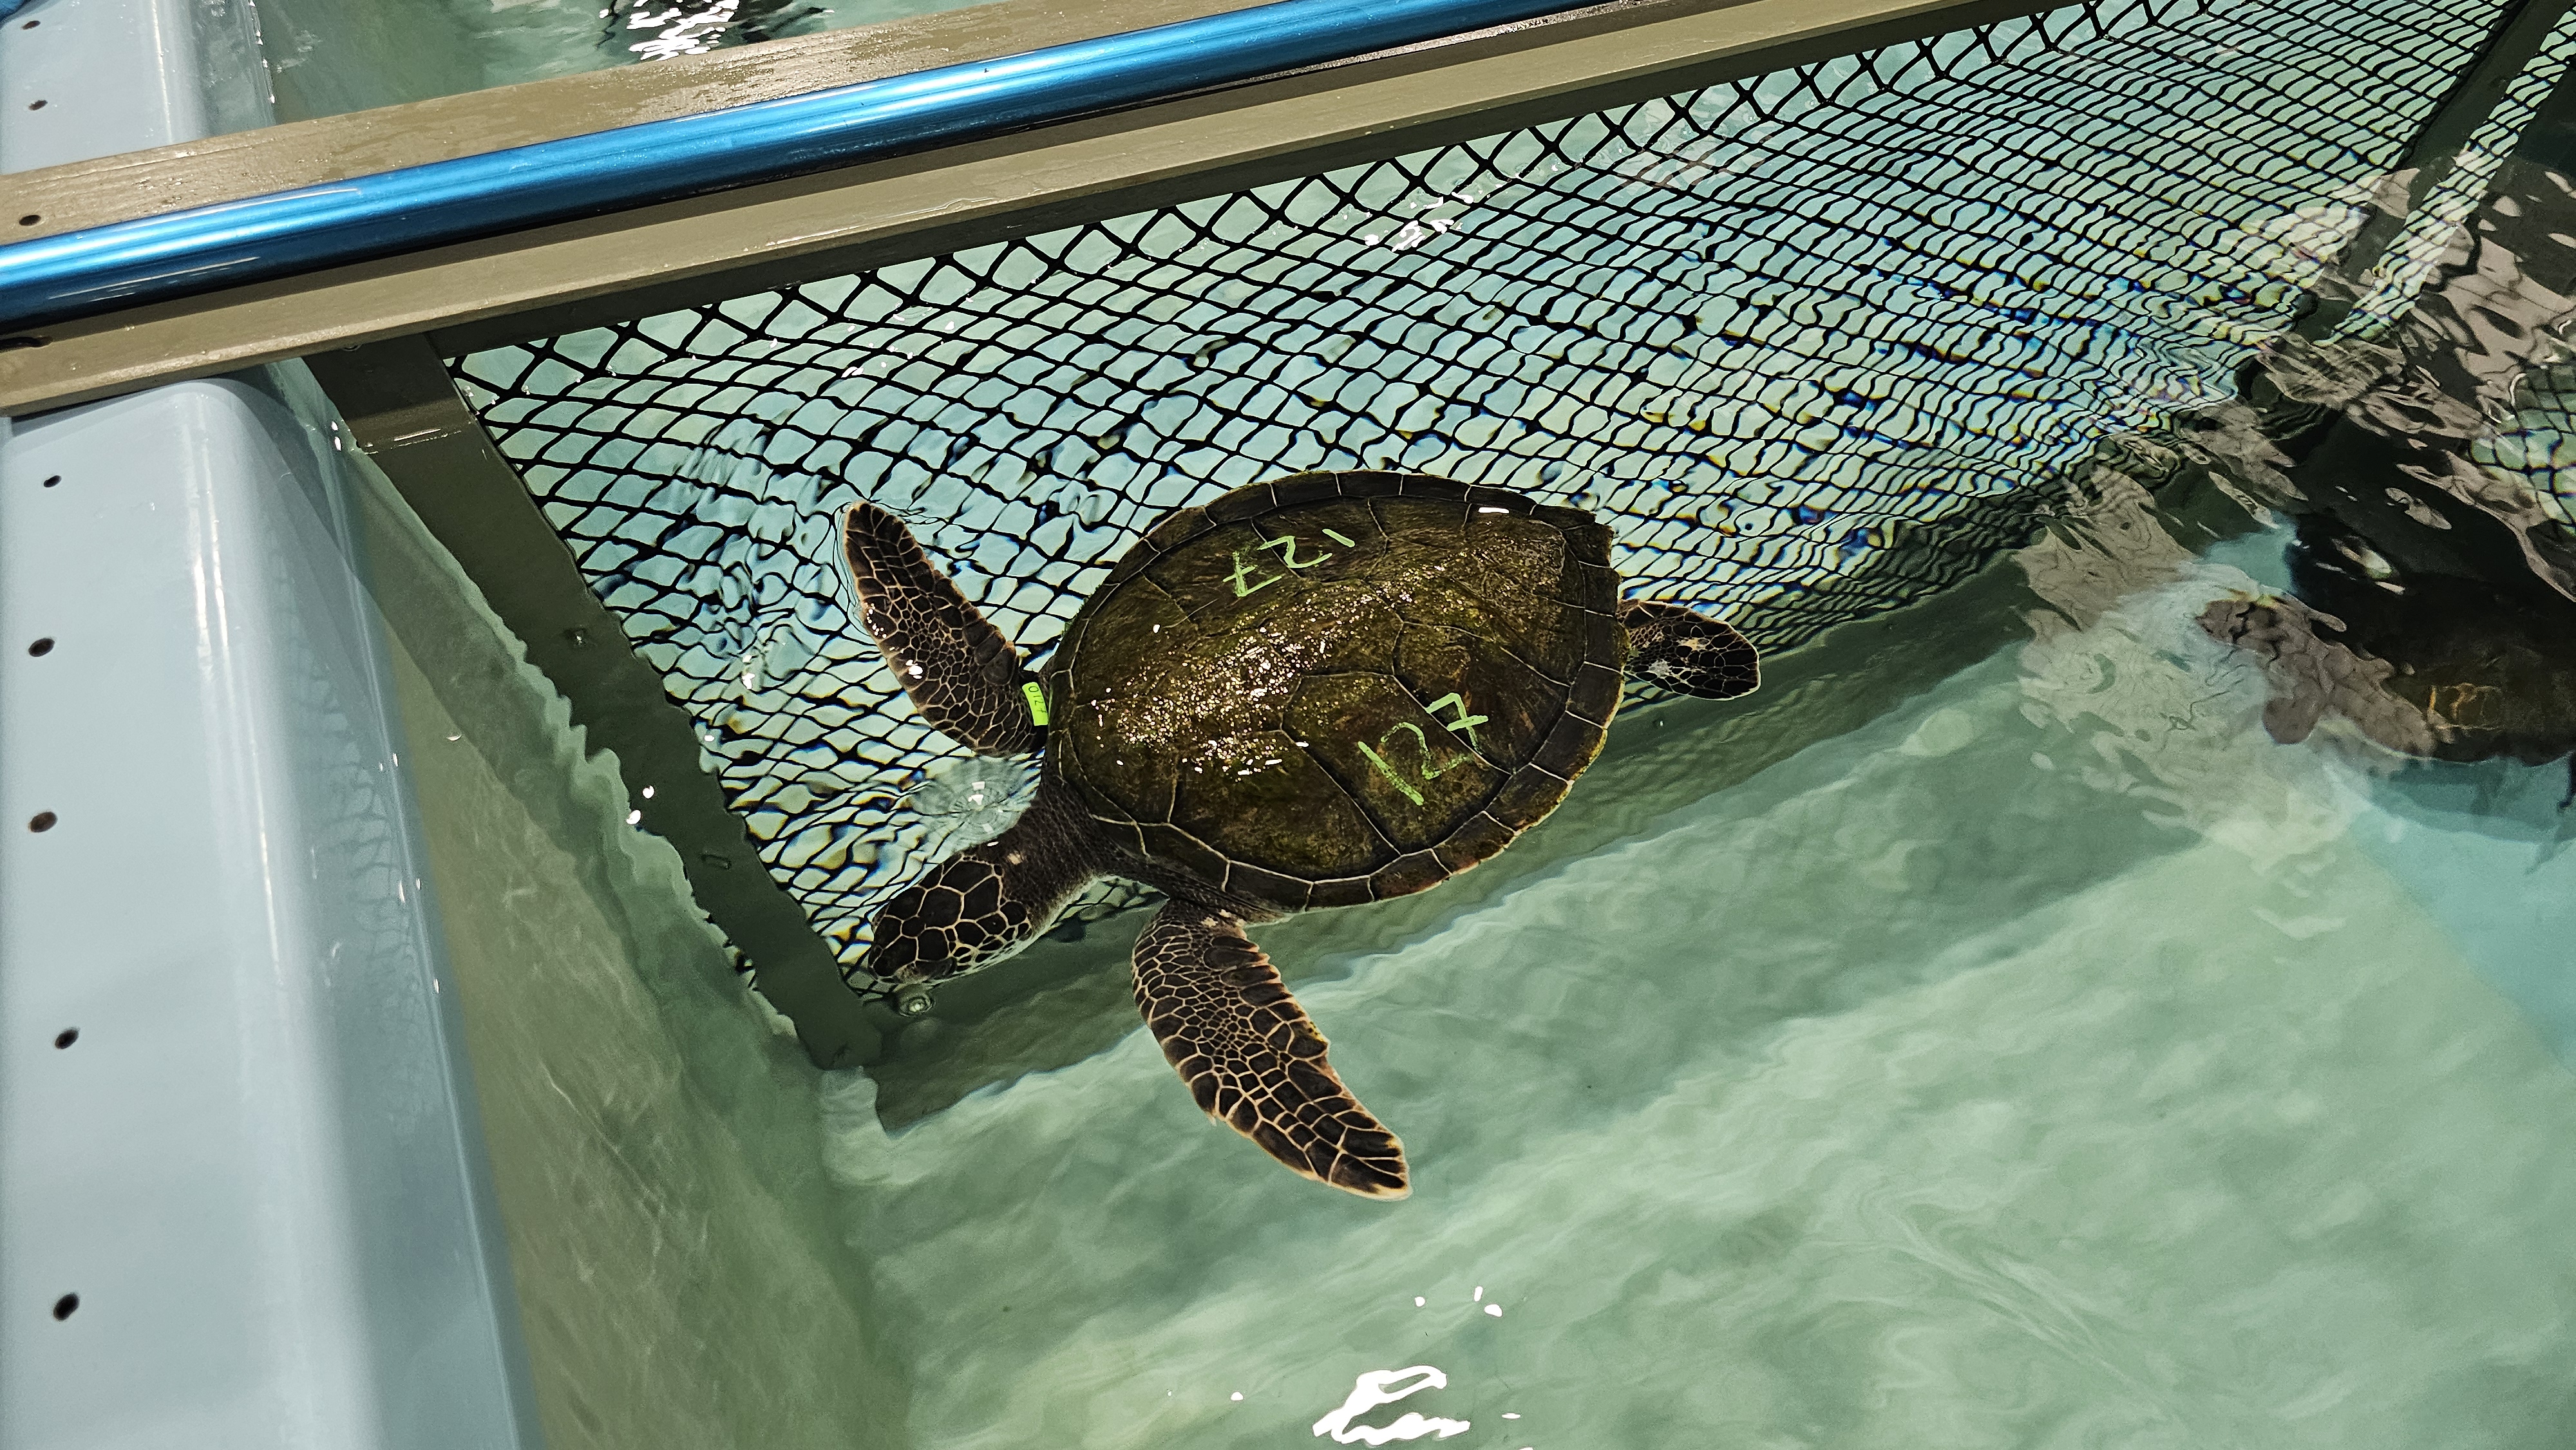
864,887,1009,1020
1620,599,1760,700
861,893,992,1018
863,827,1083,1007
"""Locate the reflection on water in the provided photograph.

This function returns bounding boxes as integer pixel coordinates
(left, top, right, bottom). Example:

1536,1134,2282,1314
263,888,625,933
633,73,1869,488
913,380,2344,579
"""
603,0,830,61
1312,1366,1472,1445
256,0,990,120
2187,165,2576,795
903,753,1037,858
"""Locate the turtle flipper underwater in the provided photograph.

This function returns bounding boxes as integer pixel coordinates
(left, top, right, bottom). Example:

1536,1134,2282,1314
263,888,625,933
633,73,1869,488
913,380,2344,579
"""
1135,906,1409,1198
2199,515,2576,804
842,499,1045,757
1620,598,1761,698
842,472,1761,1198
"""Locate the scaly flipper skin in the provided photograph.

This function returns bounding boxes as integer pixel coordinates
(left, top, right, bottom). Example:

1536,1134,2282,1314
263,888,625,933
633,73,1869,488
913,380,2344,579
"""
1132,905,1410,1199
1622,599,1761,699
842,500,1044,756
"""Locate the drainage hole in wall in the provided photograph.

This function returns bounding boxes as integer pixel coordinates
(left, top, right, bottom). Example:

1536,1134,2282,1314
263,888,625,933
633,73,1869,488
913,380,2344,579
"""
28,811,57,832
19,18,37,27
40,475,60,487
54,1028,77,1049
28,637,54,656
26,99,44,111
52,1295,77,1321
16,214,37,227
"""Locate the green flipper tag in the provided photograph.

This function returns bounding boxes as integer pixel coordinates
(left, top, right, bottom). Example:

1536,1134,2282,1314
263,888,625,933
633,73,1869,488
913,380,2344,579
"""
1021,680,1050,726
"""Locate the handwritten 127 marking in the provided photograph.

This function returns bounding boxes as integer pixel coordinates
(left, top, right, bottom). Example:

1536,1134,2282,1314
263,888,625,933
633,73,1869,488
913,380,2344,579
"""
1357,693,1491,805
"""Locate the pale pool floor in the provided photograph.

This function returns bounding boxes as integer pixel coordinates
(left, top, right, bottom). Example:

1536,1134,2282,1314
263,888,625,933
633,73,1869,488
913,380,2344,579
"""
825,554,2576,1449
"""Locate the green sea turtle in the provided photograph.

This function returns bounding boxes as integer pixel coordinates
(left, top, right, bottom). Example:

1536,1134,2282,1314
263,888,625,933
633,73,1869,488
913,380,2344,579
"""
842,471,1759,1197
2201,516,2576,801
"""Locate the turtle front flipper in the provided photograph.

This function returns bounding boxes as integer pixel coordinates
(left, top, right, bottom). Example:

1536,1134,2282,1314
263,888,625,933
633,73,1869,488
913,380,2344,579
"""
1133,905,1409,1199
842,500,1044,755
1622,599,1760,699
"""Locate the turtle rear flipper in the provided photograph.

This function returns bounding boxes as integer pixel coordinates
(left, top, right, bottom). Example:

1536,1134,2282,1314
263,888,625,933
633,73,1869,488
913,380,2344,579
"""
1622,599,1759,699
1133,905,1409,1200
842,500,1044,755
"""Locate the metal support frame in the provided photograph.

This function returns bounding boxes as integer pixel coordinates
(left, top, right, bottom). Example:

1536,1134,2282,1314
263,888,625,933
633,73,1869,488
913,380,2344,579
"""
2508,12,2576,171
9,0,1709,328
2253,48,2576,606
2298,0,2576,335
0,0,1272,236
305,337,887,1068
0,0,2056,415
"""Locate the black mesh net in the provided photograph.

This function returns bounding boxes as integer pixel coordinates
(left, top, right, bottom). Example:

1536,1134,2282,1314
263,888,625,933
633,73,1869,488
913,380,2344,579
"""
450,0,2561,984
2480,362,2576,531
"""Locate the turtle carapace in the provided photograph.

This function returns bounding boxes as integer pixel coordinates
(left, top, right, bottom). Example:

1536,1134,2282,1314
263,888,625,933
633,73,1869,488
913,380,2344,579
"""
842,471,1759,1198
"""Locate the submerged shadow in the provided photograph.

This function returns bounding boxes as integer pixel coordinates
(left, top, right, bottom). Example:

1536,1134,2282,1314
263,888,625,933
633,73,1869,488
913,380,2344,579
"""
2193,160,2576,801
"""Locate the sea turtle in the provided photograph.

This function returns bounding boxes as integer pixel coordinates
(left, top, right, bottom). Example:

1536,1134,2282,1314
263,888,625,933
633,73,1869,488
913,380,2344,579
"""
842,470,1759,1197
2201,515,2576,801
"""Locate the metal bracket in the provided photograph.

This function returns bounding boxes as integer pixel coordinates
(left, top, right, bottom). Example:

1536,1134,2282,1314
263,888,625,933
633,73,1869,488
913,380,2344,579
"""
2297,0,2576,336
306,335,888,1069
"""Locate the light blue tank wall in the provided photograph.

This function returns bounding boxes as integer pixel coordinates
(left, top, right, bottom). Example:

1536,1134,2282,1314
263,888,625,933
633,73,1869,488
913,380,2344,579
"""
0,0,267,169
0,5,538,1447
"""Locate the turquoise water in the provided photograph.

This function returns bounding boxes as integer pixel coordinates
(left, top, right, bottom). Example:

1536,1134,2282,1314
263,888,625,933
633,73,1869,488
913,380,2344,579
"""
256,0,999,118
808,527,2576,1448
381,430,2576,1445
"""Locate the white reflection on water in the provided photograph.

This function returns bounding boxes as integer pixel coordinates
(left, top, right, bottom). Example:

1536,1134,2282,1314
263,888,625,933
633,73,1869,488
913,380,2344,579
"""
1312,1366,1470,1445
906,754,1037,858
622,0,739,58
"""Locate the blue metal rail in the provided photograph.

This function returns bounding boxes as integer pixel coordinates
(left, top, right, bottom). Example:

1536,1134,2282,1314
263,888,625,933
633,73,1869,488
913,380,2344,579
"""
0,0,1602,332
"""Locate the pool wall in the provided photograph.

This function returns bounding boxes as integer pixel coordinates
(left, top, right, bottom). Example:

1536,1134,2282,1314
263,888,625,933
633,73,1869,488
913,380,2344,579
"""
349,455,912,1445
0,5,536,1445
1,5,914,1447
